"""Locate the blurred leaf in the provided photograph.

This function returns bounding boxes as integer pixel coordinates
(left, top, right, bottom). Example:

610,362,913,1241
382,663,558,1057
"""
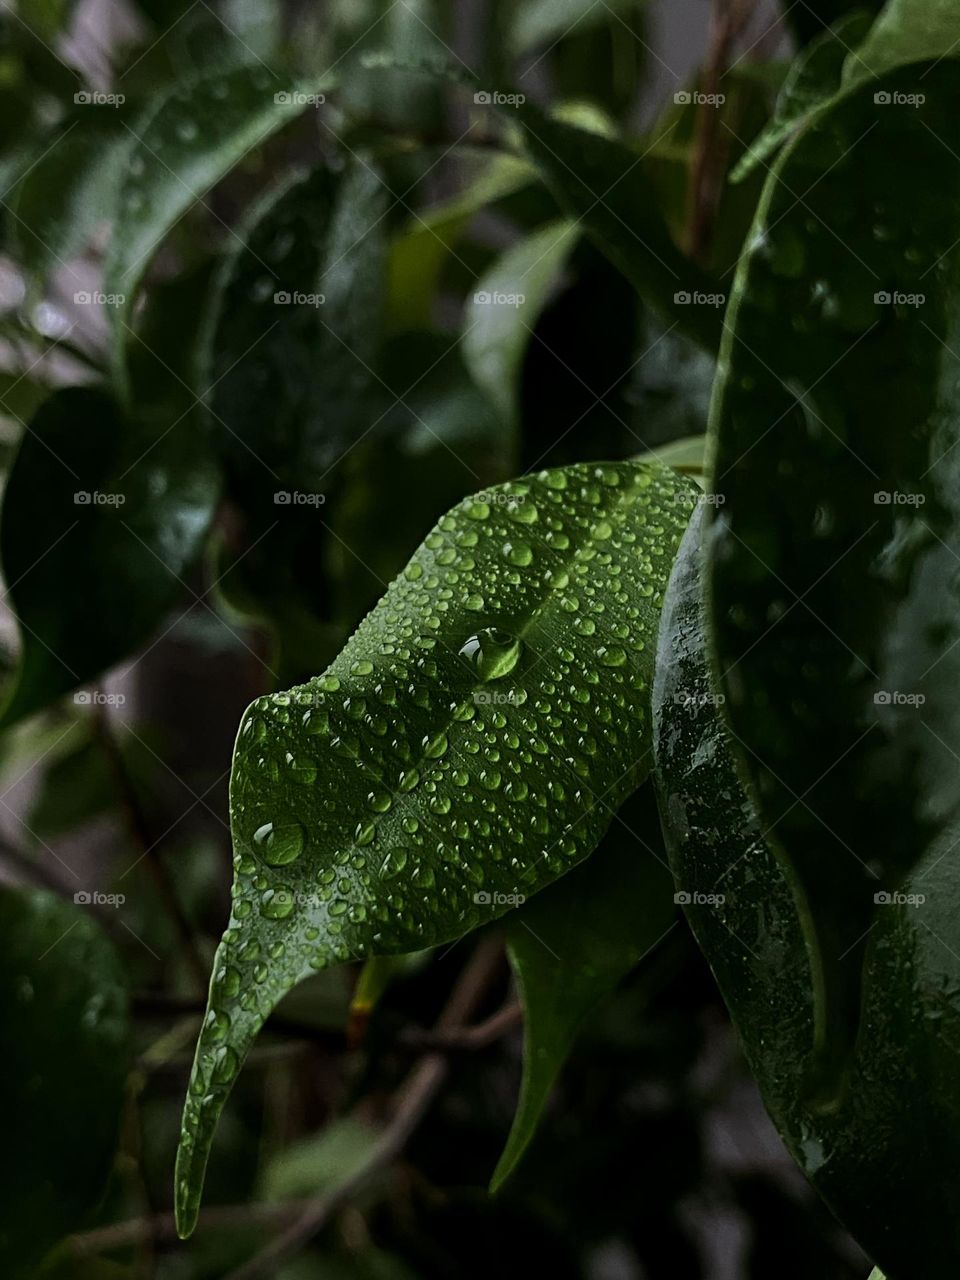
175,459,697,1235
506,0,640,56
0,887,129,1277
10,110,131,287
105,63,336,397
845,0,960,82
514,107,723,349
786,0,883,47
731,11,874,183
386,150,535,332
706,62,960,1099
0,370,48,431
494,785,675,1189
27,728,157,838
462,218,579,427
654,509,960,1280
203,158,388,669
0,386,219,725
334,0,448,132
259,1116,380,1201
624,316,715,449
644,434,706,475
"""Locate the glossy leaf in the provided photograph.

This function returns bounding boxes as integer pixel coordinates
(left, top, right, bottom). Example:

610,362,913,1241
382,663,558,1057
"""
0,887,129,1276
105,63,336,397
731,11,874,183
655,509,960,1280
706,62,960,1098
462,218,579,426
175,459,698,1235
0,386,219,724
494,784,675,1189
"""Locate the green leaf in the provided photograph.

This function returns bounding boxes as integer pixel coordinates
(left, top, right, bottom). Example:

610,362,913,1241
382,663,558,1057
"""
785,0,883,47
0,886,129,1276
175,459,697,1236
655,509,960,1280
644,434,707,477
731,11,874,183
258,1116,380,1202
105,63,335,398
845,0,960,83
507,0,641,56
9,110,131,287
386,150,535,332
462,218,579,427
705,61,960,1100
494,784,675,1189
0,386,219,724
202,158,388,667
513,107,723,350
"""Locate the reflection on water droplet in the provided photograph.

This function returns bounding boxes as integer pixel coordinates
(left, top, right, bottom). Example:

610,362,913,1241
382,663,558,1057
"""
253,821,305,866
459,627,523,681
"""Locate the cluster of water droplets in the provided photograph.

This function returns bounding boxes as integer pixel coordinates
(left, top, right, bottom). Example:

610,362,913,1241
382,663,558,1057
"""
177,460,695,1232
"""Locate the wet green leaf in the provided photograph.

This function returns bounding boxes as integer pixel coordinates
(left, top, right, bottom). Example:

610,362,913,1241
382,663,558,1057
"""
731,11,874,183
462,218,579,427
0,887,129,1276
705,62,960,1099
175,459,697,1235
655,509,960,1280
0,386,219,724
494,784,675,1189
105,63,335,397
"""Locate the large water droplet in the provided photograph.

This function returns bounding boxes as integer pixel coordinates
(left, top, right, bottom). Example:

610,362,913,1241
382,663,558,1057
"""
459,627,523,681
253,821,306,866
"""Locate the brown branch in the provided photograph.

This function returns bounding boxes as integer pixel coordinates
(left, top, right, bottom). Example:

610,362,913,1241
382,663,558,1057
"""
93,706,209,993
687,0,756,264
71,939,507,1267
399,1000,522,1051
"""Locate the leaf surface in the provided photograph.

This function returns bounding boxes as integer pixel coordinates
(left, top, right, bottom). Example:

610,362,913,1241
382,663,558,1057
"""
175,459,697,1234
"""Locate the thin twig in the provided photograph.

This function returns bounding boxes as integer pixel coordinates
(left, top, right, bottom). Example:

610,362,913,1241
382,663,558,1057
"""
400,1000,522,1051
93,705,209,993
223,936,506,1280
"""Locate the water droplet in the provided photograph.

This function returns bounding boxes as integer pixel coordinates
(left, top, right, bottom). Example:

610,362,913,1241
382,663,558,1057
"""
459,627,523,681
253,821,305,866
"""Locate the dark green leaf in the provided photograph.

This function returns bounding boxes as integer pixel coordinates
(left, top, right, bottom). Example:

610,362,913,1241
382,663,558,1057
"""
105,63,335,397
0,886,129,1276
731,11,874,183
495,784,675,1189
706,62,960,1098
175,459,697,1235
785,0,883,48
655,508,960,1280
0,386,219,724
